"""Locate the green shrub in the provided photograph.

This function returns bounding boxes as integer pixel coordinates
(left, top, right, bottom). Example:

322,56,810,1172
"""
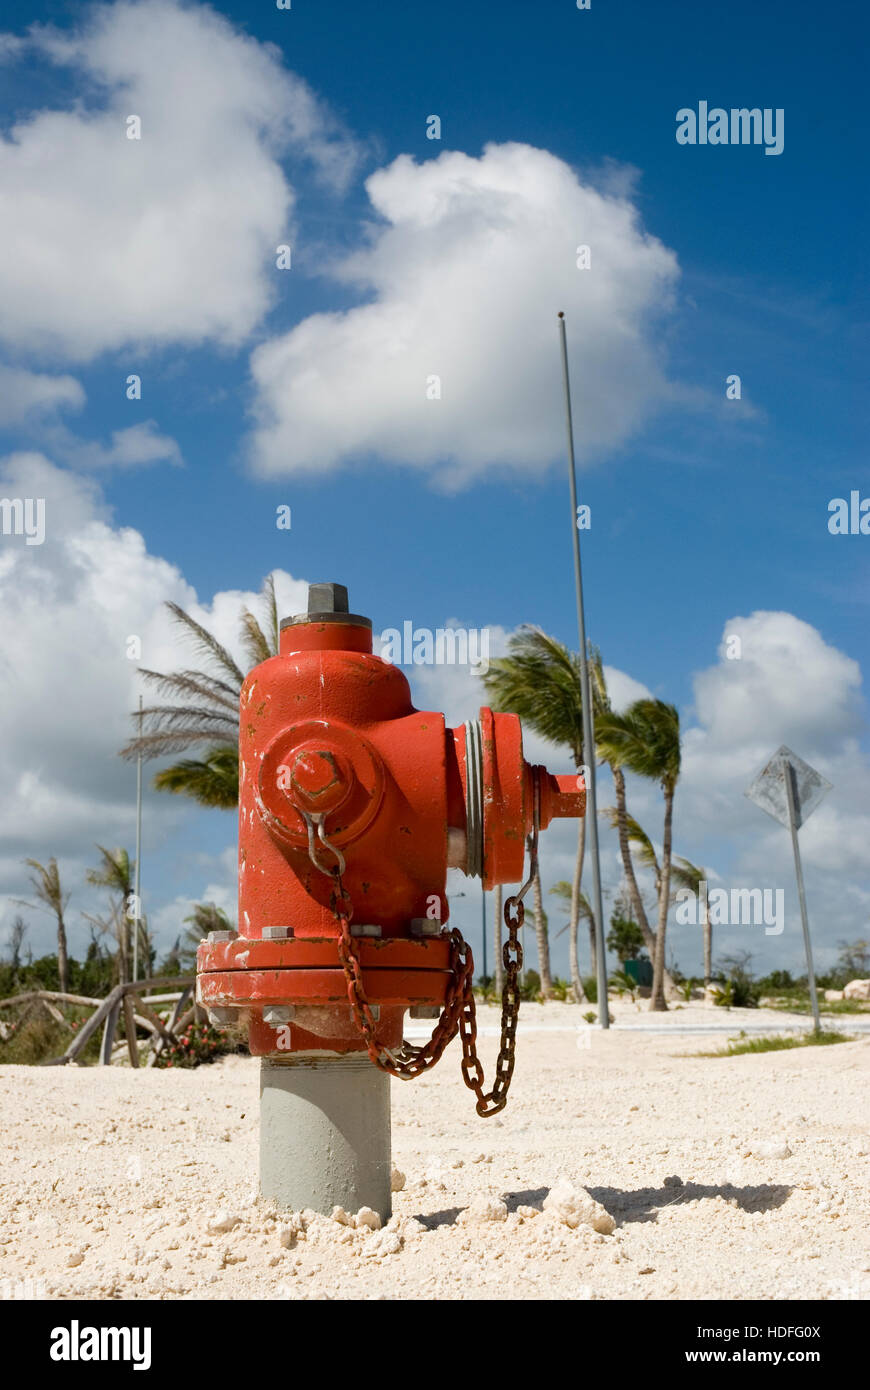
154,1020,231,1069
606,917,645,962
609,969,637,1001
581,975,598,1004
757,969,794,992
518,969,541,1002
0,1007,102,1065
695,1029,852,1057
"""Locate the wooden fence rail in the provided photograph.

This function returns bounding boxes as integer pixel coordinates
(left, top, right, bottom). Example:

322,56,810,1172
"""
0,976,197,1066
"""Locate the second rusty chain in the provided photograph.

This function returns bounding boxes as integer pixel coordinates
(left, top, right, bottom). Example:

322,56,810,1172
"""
325,768,541,1117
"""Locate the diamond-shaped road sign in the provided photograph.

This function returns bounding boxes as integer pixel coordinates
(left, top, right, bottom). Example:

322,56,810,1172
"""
745,745,832,830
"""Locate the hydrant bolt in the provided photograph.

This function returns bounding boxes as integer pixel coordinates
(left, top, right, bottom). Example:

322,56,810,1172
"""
410,919,442,937
263,1006,296,1024
208,1006,237,1028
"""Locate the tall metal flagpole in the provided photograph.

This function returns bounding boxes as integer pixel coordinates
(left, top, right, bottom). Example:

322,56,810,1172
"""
481,887,488,982
133,695,143,983
557,313,609,1028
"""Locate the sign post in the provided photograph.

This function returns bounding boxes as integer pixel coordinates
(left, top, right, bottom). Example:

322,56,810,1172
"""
745,745,832,1034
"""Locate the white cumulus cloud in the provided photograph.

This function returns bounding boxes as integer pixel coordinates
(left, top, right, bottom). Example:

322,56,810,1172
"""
0,366,85,426
248,141,680,487
0,0,358,361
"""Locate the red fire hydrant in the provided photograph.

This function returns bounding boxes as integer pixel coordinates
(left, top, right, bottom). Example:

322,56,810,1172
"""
197,582,585,1217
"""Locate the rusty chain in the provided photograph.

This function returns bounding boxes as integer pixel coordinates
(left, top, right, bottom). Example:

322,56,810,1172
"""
303,772,540,1117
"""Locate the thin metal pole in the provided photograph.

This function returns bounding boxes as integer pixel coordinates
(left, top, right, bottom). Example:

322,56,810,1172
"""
782,757,821,1034
481,886,488,981
557,312,609,1028
133,695,143,983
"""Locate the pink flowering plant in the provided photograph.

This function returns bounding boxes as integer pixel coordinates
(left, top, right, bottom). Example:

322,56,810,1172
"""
156,1019,230,1069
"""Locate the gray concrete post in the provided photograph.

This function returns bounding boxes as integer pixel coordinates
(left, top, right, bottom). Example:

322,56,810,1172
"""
259,1053,392,1220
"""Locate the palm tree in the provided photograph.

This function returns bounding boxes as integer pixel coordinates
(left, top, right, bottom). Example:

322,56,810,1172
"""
81,902,129,987
18,858,70,993
179,903,235,968
120,574,280,809
549,880,592,999
86,846,138,983
671,856,710,986
4,915,28,974
595,700,681,1011
601,815,707,987
600,806,663,899
482,627,590,1003
529,863,553,998
596,727,659,962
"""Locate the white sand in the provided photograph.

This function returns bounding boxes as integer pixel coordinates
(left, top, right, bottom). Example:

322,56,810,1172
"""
1,1001,868,1301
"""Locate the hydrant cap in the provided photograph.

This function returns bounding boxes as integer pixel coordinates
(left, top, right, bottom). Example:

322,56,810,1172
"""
280,580,373,632
308,581,348,614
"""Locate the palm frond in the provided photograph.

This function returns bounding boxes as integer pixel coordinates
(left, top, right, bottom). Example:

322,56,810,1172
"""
135,668,241,709
671,856,706,893
153,745,239,809
587,644,611,715
87,846,133,895
126,705,238,734
240,573,280,668
601,808,659,874
482,626,585,757
19,857,70,916
595,698,681,790
165,601,246,687
555,892,593,937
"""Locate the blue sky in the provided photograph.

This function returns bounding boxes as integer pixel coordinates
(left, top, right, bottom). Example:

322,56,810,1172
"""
0,0,867,981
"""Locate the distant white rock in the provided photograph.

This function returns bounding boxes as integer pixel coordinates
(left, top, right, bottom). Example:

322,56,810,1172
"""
843,979,870,1000
824,989,845,1002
